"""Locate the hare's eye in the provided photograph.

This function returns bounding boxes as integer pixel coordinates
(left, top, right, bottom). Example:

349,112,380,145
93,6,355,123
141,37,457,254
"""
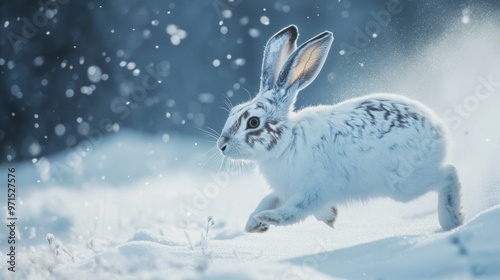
247,117,260,129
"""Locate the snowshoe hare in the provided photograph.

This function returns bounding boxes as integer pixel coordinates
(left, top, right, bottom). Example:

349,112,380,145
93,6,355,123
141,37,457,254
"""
217,25,463,232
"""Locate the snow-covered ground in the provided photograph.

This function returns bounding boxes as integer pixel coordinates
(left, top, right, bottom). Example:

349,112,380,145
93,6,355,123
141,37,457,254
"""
1,127,499,279
2,14,500,280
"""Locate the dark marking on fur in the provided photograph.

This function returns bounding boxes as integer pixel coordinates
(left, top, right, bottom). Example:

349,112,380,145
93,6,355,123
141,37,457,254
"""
228,110,250,134
233,106,246,116
221,135,230,143
276,64,291,90
255,223,269,233
245,128,264,147
245,129,264,147
332,207,338,217
228,122,239,135
256,102,266,110
265,120,283,150
447,193,453,207
324,207,338,228
244,119,283,150
344,121,354,130
257,213,283,224
295,193,319,210
352,99,432,140
325,219,334,227
325,207,338,228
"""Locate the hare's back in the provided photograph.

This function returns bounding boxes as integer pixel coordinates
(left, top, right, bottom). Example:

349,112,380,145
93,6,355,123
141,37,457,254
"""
332,93,445,143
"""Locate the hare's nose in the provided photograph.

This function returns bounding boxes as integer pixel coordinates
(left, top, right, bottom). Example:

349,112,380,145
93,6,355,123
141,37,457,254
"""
218,135,230,153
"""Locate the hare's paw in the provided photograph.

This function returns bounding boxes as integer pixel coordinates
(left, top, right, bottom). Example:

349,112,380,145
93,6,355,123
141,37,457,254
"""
255,210,289,225
314,206,338,229
245,217,269,233
324,207,338,228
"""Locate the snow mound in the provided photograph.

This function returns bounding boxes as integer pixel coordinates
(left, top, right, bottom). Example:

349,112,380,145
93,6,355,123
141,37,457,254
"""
289,206,500,279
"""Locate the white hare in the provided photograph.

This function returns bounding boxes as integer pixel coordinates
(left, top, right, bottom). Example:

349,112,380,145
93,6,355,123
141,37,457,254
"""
217,25,463,233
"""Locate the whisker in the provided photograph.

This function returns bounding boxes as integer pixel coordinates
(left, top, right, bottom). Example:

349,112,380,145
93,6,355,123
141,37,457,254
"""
222,94,235,108
242,87,253,101
208,152,222,172
239,159,247,175
218,106,230,113
196,126,217,135
221,158,228,174
203,134,218,141
221,157,229,174
199,133,218,141
215,154,225,174
196,127,220,140
230,160,238,175
222,99,233,111
224,159,231,174
232,159,241,175
205,126,221,136
201,146,218,156
241,160,248,174
202,149,221,168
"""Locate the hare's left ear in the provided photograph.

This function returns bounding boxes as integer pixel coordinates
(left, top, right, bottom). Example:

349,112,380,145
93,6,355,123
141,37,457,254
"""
260,25,298,93
274,31,333,107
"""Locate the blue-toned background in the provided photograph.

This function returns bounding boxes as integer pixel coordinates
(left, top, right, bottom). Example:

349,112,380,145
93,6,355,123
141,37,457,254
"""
3,0,499,162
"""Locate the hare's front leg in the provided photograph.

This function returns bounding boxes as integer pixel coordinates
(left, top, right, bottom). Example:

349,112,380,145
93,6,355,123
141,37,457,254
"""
255,192,320,226
245,193,281,233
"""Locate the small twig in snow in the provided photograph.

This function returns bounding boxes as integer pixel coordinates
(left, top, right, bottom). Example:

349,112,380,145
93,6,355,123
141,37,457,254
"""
184,231,194,251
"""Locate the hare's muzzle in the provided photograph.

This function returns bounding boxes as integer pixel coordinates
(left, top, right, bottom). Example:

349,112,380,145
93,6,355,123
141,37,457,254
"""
217,135,230,154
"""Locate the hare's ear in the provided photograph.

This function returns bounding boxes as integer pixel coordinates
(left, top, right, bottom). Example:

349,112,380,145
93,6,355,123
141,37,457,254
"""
274,31,333,104
259,25,298,93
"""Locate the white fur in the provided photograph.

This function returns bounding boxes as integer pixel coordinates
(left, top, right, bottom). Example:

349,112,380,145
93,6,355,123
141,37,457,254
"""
217,25,463,232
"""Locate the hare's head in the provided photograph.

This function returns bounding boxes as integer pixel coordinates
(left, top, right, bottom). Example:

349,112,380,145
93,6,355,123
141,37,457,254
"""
218,25,333,160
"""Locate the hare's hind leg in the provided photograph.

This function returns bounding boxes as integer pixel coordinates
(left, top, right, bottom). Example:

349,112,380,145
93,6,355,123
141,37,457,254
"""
438,165,464,230
314,206,338,228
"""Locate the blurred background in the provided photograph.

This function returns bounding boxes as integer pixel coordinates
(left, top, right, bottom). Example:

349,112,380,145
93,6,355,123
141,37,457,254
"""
1,0,500,163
